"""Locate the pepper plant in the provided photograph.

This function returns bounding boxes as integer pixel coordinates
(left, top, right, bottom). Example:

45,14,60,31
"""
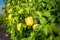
3,0,60,40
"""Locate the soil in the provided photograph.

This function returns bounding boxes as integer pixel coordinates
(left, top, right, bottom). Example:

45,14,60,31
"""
0,25,9,40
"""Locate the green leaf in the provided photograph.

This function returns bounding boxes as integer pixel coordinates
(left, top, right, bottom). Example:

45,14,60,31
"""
43,24,50,35
40,17,47,25
54,36,60,40
43,10,51,17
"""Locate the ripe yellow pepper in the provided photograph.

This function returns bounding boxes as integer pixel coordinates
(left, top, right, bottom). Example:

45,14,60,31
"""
8,3,10,7
8,9,12,14
17,23,22,31
25,16,34,26
18,10,23,14
29,0,32,2
12,19,15,24
8,14,12,20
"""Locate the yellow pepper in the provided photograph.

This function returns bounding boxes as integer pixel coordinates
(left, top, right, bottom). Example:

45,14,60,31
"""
33,24,38,31
25,16,34,26
18,1,20,5
18,10,23,14
8,9,12,14
29,0,32,2
8,14,12,20
12,19,15,24
17,23,22,31
8,3,10,7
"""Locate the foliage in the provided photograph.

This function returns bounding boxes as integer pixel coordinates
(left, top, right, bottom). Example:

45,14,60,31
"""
0,14,4,25
3,0,60,40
